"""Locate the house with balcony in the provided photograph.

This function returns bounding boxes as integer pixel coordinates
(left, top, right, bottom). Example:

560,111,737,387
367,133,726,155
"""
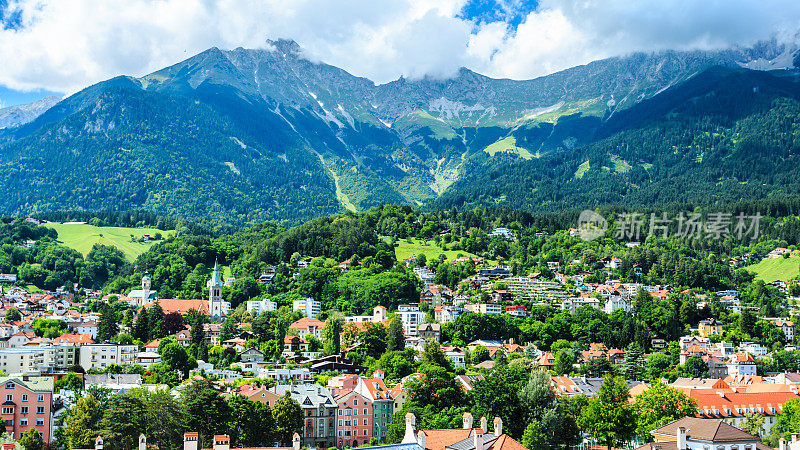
273,384,338,449
0,376,53,441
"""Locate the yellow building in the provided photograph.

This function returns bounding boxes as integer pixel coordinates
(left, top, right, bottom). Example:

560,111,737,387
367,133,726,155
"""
698,318,723,337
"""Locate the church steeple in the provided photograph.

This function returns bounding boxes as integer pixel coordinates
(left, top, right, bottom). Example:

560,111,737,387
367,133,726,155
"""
209,260,223,317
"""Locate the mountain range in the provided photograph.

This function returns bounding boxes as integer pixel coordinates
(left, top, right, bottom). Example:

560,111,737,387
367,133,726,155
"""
1,38,800,225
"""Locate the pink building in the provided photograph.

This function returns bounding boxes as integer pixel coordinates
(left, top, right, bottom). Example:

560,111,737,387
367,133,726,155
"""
334,389,373,448
0,376,53,441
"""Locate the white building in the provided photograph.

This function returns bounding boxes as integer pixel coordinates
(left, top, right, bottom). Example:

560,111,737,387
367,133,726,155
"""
740,342,768,357
293,298,321,319
727,353,757,376
464,303,502,314
0,346,79,374
79,344,138,371
247,299,277,315
397,304,424,337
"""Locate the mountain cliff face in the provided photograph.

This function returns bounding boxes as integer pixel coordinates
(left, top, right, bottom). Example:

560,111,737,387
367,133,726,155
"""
1,38,799,225
0,96,60,129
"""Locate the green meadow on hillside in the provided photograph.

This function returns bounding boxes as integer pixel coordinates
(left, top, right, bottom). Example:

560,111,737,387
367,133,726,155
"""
44,224,173,261
746,253,800,283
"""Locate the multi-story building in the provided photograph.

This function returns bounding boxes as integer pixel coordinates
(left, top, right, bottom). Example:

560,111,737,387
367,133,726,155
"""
355,378,393,443
273,384,337,448
293,298,321,319
504,305,527,318
698,318,723,337
0,347,78,375
464,303,501,314
288,318,325,341
727,353,757,376
397,305,424,337
0,376,53,441
434,305,463,323
334,389,373,448
246,299,277,315
771,319,795,342
79,344,138,371
637,417,763,450
418,323,440,343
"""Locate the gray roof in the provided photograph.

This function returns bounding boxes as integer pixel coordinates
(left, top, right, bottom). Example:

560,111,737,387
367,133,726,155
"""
567,377,643,397
273,384,337,408
84,374,142,385
351,444,423,450
448,435,500,450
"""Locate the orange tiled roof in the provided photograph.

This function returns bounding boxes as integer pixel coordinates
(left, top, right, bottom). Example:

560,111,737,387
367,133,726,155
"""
288,317,325,329
691,391,798,417
146,299,209,315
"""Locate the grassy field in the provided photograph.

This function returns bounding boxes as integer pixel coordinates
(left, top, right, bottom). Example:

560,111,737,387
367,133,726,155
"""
43,224,173,261
393,238,488,263
483,136,534,160
746,253,800,282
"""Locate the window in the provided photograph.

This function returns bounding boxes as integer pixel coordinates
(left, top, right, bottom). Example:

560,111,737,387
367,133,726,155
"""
4,420,11,427
5,395,11,402
338,420,342,426
363,419,368,426
20,407,27,414
35,419,43,426
37,395,43,402
364,409,367,415
5,382,14,390
36,407,44,414
20,419,27,426
2,407,12,414
21,395,27,402
354,399,358,405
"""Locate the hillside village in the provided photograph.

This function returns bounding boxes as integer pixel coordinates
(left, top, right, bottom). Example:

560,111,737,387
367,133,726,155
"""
0,207,800,450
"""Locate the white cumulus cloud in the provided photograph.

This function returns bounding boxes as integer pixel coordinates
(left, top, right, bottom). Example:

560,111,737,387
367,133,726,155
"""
0,0,799,95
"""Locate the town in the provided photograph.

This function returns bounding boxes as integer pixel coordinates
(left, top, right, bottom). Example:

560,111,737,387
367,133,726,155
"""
0,206,797,450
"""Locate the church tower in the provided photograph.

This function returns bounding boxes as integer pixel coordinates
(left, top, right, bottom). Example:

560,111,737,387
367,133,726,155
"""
209,261,223,317
140,272,151,307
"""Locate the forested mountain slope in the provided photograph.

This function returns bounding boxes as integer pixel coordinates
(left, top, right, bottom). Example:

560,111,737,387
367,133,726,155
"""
0,40,798,225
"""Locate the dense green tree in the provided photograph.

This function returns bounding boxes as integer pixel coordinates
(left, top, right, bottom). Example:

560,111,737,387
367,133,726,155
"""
273,393,304,446
4,308,21,322
632,382,697,440
387,315,405,352
64,394,102,450
578,375,636,450
323,315,343,356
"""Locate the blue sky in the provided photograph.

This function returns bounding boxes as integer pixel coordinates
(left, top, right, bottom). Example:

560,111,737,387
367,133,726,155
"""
0,0,798,108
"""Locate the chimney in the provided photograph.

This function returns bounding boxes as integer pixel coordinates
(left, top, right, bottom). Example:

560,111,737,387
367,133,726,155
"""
95,436,104,450
293,433,301,450
184,432,199,450
139,434,147,450
493,417,503,437
480,416,488,434
677,427,686,450
463,412,473,429
403,413,418,444
213,435,230,450
474,432,484,450
417,430,426,449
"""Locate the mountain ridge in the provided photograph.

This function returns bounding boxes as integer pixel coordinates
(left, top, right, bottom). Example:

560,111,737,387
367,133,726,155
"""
1,38,800,226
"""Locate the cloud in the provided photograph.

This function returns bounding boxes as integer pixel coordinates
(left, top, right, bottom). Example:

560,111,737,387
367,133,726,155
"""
0,0,799,94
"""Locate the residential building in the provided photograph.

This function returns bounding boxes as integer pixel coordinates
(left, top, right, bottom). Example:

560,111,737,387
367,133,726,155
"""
689,390,799,435
79,344,138,371
740,342,768,357
397,305,424,337
334,389,373,448
771,319,795,341
400,412,524,450
727,353,757,376
273,384,337,448
464,303,501,314
288,318,325,341
504,305,527,318
293,298,321,319
698,318,724,338
0,376,53,441
246,299,277,315
636,417,766,450
0,347,78,374
434,305,463,324
355,378,394,443
419,286,453,308
418,323,440,343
